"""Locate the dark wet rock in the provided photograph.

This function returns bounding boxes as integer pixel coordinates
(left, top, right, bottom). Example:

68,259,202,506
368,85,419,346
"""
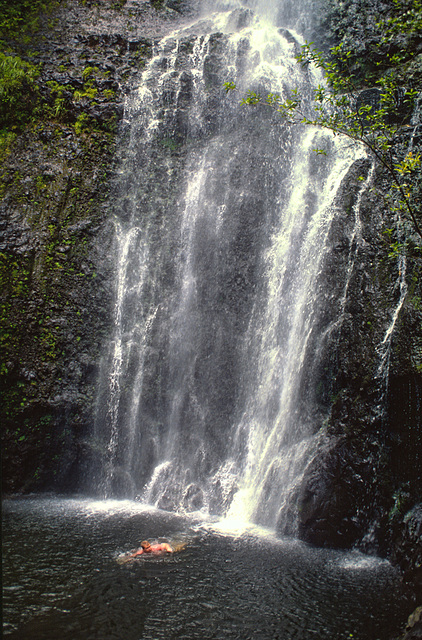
298,437,380,548
399,607,422,640
0,0,187,495
182,484,204,511
389,505,422,583
296,154,422,565
287,5,422,635
203,33,227,88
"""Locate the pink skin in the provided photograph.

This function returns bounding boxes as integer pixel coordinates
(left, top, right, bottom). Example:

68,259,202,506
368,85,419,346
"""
131,542,173,557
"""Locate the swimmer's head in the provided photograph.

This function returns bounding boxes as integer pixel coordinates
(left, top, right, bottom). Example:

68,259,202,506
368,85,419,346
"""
141,540,151,550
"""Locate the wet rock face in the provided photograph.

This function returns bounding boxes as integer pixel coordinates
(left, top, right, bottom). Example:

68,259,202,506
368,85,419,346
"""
401,607,422,640
389,505,422,584
295,158,422,560
293,0,422,598
1,122,116,493
291,159,389,548
0,0,191,494
298,436,385,550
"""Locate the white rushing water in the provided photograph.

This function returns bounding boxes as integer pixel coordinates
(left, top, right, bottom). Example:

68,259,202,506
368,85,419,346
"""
93,0,366,533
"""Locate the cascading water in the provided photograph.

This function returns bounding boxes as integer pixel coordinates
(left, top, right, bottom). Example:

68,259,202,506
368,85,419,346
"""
92,0,366,532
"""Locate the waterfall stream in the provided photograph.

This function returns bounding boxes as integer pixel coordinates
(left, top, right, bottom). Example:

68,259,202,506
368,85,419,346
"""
93,0,366,531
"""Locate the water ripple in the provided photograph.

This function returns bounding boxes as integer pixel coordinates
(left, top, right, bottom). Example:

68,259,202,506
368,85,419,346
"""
3,497,410,640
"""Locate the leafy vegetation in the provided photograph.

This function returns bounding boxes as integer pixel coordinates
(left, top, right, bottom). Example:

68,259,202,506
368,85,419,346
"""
225,0,422,243
315,0,422,84
379,0,422,42
225,36,422,240
0,53,40,130
0,0,124,493
0,0,61,45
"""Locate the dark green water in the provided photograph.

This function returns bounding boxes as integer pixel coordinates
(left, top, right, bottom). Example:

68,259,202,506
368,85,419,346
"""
2,497,412,639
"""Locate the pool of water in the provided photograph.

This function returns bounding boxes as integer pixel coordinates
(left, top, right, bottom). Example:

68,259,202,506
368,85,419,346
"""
2,496,411,639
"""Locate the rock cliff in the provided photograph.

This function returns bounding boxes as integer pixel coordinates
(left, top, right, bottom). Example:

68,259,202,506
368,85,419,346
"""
1,1,421,621
0,0,190,492
297,0,422,622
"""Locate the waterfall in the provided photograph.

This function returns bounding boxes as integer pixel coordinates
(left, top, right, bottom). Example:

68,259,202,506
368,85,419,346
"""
375,95,422,405
92,0,366,531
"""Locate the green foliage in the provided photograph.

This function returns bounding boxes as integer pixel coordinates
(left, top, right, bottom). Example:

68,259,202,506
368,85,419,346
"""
224,81,236,93
389,485,412,520
160,137,180,151
0,53,40,129
318,0,422,82
45,80,70,119
74,84,98,102
0,130,17,161
40,327,57,359
378,0,422,41
103,89,116,100
73,69,100,107
74,112,92,135
225,40,422,240
82,66,98,80
0,0,61,43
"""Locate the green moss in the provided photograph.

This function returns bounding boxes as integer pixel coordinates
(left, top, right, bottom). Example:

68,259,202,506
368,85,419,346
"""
111,0,127,9
82,65,99,80
0,130,17,162
160,137,181,151
0,0,62,44
0,254,34,373
388,485,412,520
39,327,58,360
0,53,41,129
0,0,125,493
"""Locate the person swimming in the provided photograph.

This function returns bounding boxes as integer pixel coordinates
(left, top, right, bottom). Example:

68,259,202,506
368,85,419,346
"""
130,540,173,557
117,538,187,563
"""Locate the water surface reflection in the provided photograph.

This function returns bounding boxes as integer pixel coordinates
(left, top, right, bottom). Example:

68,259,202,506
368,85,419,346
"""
3,497,410,639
